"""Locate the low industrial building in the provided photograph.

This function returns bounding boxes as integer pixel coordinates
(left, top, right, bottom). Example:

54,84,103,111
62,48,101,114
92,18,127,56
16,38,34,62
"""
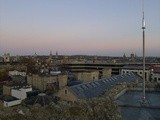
151,65,160,83
0,95,21,107
121,66,151,81
1,85,32,107
57,72,142,101
152,71,160,83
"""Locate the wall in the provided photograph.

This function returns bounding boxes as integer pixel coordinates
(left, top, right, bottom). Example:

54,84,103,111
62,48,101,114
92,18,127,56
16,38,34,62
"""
11,87,32,100
0,101,3,108
3,53,10,62
151,72,160,83
56,87,78,102
27,74,68,91
114,88,127,99
58,74,68,89
75,71,99,83
102,68,112,79
3,85,11,95
4,99,21,107
27,74,56,91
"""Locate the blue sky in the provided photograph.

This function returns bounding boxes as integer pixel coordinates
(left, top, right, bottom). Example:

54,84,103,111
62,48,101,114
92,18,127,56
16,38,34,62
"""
0,0,160,56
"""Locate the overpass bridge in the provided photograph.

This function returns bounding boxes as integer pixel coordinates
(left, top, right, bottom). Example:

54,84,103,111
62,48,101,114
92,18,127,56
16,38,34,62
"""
61,63,126,75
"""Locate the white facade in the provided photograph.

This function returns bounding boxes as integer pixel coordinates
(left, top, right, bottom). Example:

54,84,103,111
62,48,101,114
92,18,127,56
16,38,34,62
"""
2,86,32,107
3,53,10,62
50,71,61,75
4,99,21,107
9,70,26,77
152,72,160,83
121,68,151,81
11,87,32,100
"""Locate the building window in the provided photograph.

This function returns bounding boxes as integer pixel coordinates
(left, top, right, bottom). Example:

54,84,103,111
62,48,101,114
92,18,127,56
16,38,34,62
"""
145,72,147,79
123,71,125,74
158,78,160,81
154,77,157,82
140,72,142,74
65,90,67,94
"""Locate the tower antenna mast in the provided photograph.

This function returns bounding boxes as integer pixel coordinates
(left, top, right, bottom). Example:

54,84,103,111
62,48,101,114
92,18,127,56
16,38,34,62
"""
142,0,146,101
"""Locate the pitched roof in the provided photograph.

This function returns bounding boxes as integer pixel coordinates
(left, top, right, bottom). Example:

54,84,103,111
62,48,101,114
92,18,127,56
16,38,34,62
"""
69,72,142,99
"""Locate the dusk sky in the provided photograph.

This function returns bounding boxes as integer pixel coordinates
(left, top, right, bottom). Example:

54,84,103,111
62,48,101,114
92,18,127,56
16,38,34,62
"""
0,0,160,56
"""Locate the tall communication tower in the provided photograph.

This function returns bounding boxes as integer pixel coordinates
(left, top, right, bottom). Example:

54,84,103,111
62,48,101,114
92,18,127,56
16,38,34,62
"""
142,0,146,101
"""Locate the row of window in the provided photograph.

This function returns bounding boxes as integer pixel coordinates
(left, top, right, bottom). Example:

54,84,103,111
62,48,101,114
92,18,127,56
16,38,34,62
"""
122,71,143,74
122,70,147,78
154,77,160,81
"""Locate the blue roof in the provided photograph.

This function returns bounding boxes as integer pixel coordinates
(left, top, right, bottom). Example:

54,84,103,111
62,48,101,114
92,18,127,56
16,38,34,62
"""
69,72,143,99
68,80,82,86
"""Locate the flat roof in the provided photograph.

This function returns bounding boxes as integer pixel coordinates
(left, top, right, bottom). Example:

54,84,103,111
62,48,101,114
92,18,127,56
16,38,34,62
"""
123,66,150,70
0,95,19,102
117,90,160,120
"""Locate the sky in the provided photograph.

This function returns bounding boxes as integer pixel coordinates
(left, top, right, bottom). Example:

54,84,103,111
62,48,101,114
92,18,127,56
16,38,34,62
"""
0,0,160,57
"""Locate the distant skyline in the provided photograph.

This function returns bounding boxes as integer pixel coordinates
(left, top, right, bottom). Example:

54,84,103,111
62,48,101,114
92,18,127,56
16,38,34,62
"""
0,0,160,57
